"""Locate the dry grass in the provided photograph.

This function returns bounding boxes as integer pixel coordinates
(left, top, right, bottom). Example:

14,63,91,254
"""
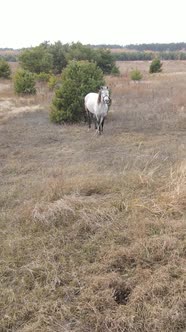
0,61,186,332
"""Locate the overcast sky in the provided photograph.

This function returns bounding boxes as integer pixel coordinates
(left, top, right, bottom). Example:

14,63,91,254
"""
1,0,186,48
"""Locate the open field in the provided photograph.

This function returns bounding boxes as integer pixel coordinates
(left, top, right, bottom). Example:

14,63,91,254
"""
0,61,186,332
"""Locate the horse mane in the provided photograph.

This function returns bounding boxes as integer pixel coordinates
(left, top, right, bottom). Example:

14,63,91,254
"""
98,90,102,104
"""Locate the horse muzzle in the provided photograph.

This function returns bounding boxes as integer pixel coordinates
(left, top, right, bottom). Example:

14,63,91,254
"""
104,97,111,105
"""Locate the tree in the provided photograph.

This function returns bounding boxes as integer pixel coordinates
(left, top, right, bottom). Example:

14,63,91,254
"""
48,41,68,74
18,42,119,76
67,42,95,62
0,60,11,78
14,69,36,94
67,43,119,75
50,61,105,123
149,58,163,73
19,46,53,74
95,48,117,74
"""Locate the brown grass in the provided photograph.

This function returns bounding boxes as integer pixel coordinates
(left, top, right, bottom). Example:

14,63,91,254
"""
0,61,186,332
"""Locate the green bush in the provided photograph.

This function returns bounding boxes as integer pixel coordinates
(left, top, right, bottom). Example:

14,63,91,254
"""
18,41,119,76
67,43,120,75
50,60,105,123
14,69,36,94
0,60,11,78
130,68,143,81
19,46,53,74
149,58,163,73
35,72,51,82
48,75,58,90
94,48,116,74
111,64,120,75
19,42,67,75
48,41,68,74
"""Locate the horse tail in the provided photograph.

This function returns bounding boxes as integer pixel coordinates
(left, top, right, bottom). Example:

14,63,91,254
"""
98,90,101,104
85,106,92,128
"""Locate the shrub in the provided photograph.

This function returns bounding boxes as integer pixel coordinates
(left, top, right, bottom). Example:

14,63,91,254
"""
48,75,58,90
19,46,53,74
149,58,163,73
111,65,120,75
95,48,119,74
130,68,143,81
48,41,68,74
67,43,119,75
35,72,51,82
14,69,36,94
0,60,11,78
50,61,105,123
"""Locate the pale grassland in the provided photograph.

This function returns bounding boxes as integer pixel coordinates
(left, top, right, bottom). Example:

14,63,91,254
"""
0,61,186,332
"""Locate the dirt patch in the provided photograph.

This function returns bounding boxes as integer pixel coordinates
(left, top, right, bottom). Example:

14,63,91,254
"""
0,98,43,120
0,82,11,92
0,99,14,109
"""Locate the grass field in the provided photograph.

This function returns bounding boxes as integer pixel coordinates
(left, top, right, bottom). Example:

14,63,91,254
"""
0,61,186,332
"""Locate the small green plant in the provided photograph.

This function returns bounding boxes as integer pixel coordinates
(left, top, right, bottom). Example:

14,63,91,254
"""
0,60,11,78
14,69,36,94
48,75,58,90
111,65,120,76
130,68,143,81
149,58,163,73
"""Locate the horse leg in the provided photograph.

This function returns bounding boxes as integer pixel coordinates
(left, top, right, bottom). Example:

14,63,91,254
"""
94,116,97,130
100,116,104,133
96,117,102,135
98,116,104,134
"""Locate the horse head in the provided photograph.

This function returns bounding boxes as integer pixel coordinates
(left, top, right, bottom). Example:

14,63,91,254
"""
98,86,110,105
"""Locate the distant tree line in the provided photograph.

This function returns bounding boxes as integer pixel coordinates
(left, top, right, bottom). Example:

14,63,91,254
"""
87,44,124,49
3,42,186,53
124,43,186,52
113,51,186,61
2,42,186,63
87,43,186,52
0,48,19,62
0,48,15,51
113,52,154,61
0,54,17,62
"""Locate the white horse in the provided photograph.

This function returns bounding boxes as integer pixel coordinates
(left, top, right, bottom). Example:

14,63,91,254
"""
84,86,111,134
